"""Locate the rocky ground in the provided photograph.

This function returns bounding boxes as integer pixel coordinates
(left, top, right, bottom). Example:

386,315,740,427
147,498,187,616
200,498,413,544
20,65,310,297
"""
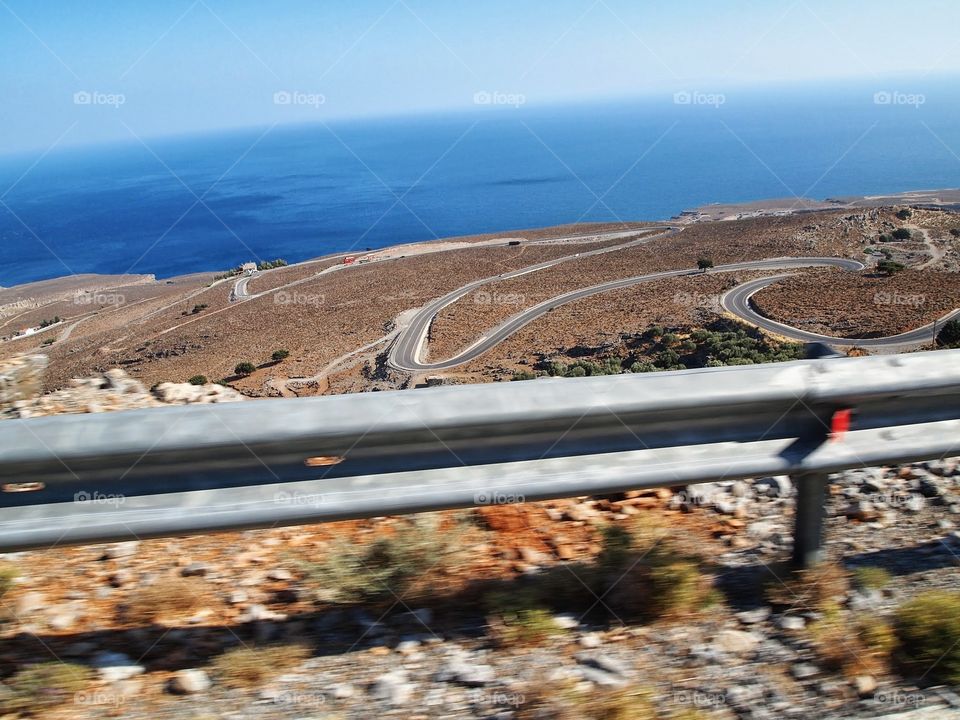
0,365,959,718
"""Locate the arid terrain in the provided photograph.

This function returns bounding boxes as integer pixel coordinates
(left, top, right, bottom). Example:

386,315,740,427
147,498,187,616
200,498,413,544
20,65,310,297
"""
2,194,960,719
2,200,958,398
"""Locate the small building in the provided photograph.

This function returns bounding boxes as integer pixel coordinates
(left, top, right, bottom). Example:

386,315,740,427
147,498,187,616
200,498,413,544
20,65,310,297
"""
241,262,257,275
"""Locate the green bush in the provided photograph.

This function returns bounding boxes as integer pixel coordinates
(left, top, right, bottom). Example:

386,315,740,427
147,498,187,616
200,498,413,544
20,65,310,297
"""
896,209,913,220
892,228,913,240
937,319,960,348
853,566,892,591
896,591,960,684
191,304,208,314
697,257,714,271
234,362,256,376
187,375,208,386
271,349,290,362
877,259,905,275
511,370,537,381
304,515,473,604
0,663,92,714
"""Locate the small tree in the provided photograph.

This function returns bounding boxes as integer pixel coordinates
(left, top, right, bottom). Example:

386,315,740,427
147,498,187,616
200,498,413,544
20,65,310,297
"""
938,319,960,348
188,375,208,386
272,349,290,362
697,258,714,272
877,259,905,276
892,228,912,241
896,208,913,220
234,362,256,377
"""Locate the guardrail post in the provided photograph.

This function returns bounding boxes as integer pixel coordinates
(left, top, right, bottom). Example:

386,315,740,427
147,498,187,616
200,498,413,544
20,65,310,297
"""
792,472,829,568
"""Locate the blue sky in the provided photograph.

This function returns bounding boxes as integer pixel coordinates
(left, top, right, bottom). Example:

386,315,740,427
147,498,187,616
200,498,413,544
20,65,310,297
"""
1,0,959,155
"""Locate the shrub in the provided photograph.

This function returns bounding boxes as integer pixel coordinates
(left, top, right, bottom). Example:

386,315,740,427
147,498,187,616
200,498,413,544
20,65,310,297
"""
878,233,894,243
896,209,913,220
121,578,206,624
187,375,208,386
484,589,562,647
304,514,474,604
211,644,310,688
271,349,290,362
764,562,849,612
515,682,659,720
234,362,256,376
0,663,92,714
877,259,905,275
895,591,960,684
808,603,894,676
852,566,892,592
951,228,960,238
191,304,208,314
511,370,537,381
0,566,16,599
697,257,714,271
937,319,960,348
892,228,913,240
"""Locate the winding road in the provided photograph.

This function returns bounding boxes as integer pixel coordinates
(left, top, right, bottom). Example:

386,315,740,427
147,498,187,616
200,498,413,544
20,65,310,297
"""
722,274,960,348
388,255,868,371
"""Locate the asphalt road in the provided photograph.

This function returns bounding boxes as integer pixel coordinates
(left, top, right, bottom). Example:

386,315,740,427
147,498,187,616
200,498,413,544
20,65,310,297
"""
722,273,960,347
387,226,680,371
389,256,869,372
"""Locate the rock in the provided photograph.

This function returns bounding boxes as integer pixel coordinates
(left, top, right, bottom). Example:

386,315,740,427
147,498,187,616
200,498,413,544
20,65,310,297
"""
180,562,210,577
519,547,550,565
712,630,760,654
746,521,777,540
168,669,211,694
731,481,750,498
552,614,579,630
853,675,877,697
904,494,926,513
845,501,878,522
777,615,805,631
333,683,356,699
226,590,248,605
370,671,415,705
579,633,603,648
575,652,630,677
440,659,495,687
91,651,146,683
791,663,819,680
736,608,771,625
756,476,793,497
267,568,293,582
47,610,77,630
101,541,140,560
686,483,721,505
395,639,421,655
14,591,46,615
576,665,627,687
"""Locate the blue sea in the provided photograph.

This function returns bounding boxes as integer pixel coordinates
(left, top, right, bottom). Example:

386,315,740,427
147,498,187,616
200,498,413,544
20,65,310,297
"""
1,78,958,287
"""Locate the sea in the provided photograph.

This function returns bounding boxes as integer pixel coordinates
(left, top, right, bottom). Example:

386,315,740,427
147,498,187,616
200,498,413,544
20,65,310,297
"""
1,77,958,287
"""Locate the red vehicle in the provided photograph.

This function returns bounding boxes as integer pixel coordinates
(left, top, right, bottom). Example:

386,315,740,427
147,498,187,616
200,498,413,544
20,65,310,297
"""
343,256,356,265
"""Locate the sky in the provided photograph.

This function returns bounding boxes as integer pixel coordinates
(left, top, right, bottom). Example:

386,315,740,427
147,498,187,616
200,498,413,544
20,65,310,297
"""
1,0,959,155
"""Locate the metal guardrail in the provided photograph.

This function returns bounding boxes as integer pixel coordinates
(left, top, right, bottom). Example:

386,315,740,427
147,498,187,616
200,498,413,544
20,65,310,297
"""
0,350,958,565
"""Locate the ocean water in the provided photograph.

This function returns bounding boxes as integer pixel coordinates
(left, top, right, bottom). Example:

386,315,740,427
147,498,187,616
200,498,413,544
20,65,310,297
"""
1,78,958,287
